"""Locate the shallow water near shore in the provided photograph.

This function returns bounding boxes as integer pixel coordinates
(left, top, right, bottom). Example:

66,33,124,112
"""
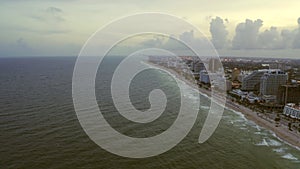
1,56,300,169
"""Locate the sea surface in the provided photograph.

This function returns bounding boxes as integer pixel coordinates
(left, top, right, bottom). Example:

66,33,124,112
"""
1,56,300,169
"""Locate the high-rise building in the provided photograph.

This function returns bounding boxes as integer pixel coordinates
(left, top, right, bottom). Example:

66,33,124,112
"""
199,70,210,84
260,69,287,96
231,68,241,82
191,61,205,73
226,80,232,91
208,58,222,72
277,84,300,105
241,70,268,91
269,62,287,71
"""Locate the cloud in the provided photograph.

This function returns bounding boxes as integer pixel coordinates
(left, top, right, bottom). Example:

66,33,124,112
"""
119,30,215,56
229,17,300,50
280,29,295,49
178,30,203,49
0,25,71,35
30,6,65,22
258,27,281,49
178,30,210,48
232,19,263,49
16,38,28,48
140,37,163,48
209,17,228,49
12,6,70,36
46,7,63,14
136,17,300,52
292,17,300,48
0,37,82,57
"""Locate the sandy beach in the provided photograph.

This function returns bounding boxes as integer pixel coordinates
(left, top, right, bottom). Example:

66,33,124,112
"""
146,61,300,149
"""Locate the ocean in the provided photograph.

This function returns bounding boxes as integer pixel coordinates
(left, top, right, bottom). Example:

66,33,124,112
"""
0,56,300,169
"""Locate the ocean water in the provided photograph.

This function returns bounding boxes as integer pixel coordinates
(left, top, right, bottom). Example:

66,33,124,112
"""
0,56,300,169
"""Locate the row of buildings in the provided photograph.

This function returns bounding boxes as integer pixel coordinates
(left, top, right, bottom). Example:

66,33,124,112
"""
148,56,300,120
238,69,300,104
231,66,300,120
191,58,300,120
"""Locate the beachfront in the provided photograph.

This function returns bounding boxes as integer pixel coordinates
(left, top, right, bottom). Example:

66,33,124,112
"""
146,60,300,149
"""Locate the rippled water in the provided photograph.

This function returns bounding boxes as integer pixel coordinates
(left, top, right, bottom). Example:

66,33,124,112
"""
0,57,300,169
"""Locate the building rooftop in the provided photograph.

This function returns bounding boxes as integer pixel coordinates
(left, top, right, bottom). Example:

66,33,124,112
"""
286,103,300,110
259,69,286,74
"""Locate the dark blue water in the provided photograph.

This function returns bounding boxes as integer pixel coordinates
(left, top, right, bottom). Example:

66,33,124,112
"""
0,57,300,169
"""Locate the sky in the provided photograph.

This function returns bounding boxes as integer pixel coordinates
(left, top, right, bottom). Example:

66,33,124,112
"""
0,0,300,58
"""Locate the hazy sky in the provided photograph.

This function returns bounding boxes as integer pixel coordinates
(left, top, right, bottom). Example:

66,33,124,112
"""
0,0,300,57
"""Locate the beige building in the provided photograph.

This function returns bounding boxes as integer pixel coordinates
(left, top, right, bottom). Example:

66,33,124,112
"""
241,70,268,91
260,69,287,96
231,68,241,82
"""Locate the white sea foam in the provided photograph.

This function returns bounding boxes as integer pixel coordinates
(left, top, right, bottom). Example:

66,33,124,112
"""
230,109,248,122
254,131,268,136
282,153,299,161
245,120,254,126
200,106,210,110
229,119,246,127
271,133,300,151
199,93,209,98
273,148,285,153
186,94,198,101
256,125,261,131
222,115,231,119
267,139,282,147
256,139,269,146
239,127,247,130
234,119,246,123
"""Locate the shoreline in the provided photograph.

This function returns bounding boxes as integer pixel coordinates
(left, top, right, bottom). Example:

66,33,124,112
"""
146,61,300,150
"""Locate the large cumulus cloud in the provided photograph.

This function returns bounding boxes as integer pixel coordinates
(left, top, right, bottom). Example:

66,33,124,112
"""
209,17,228,49
135,16,300,53
258,27,282,49
232,19,263,49
292,17,300,48
213,17,300,50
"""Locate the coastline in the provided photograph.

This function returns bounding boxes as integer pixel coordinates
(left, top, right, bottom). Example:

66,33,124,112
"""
145,61,300,150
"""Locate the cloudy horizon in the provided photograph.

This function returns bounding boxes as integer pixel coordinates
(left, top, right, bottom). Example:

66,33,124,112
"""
1,0,300,58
